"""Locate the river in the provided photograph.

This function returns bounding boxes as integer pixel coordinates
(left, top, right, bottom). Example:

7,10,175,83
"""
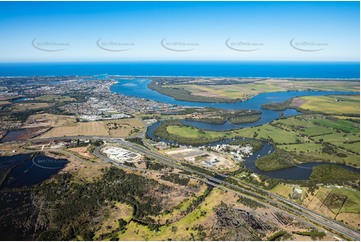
111,78,360,180
111,78,358,130
146,122,359,180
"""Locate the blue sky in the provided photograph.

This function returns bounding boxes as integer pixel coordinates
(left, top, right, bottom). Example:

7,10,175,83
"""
0,1,359,62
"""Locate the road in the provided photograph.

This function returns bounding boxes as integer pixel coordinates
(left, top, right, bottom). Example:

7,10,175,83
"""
29,135,360,241
114,138,360,241
229,176,360,241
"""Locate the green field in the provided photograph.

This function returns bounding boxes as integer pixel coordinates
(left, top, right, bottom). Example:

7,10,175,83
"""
232,124,302,144
167,125,223,139
312,117,359,133
273,116,334,136
270,183,294,198
297,95,360,115
252,116,357,166
156,121,302,146
34,95,76,102
153,120,228,145
315,187,360,214
315,132,359,153
333,188,360,213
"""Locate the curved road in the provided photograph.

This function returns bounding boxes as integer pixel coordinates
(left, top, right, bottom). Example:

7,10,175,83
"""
26,134,361,241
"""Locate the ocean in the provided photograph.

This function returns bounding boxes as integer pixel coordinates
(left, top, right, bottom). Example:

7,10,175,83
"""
0,61,359,78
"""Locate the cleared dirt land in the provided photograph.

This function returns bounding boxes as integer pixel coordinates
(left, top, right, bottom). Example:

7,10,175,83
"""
45,150,109,182
40,118,144,138
165,148,238,171
68,145,94,159
11,102,50,112
23,113,77,128
0,100,10,105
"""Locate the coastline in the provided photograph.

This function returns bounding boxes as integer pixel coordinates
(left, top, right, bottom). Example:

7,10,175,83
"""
1,74,360,81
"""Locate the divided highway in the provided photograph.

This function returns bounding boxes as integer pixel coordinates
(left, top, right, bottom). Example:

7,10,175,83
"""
114,138,360,241
33,135,360,241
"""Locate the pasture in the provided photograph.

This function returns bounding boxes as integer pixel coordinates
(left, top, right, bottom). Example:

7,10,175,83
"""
297,95,360,115
34,95,76,102
167,125,223,140
237,115,360,167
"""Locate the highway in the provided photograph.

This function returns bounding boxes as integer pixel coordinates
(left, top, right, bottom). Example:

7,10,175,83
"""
29,135,360,241
114,138,360,241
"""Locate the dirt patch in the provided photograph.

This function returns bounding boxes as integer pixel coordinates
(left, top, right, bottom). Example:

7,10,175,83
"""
68,145,94,159
23,113,76,128
165,148,238,171
104,119,144,137
11,103,50,112
0,101,10,106
291,97,307,108
40,118,144,138
95,202,133,239
45,150,109,182
336,213,360,230
303,189,359,230
291,232,335,241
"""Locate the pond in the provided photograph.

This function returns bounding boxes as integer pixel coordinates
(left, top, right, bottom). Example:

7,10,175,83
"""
0,154,68,189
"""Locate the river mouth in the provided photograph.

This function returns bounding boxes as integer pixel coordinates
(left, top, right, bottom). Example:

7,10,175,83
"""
110,78,358,110
110,78,357,129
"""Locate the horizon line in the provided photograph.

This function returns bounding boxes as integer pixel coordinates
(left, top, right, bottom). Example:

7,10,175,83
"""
0,60,360,64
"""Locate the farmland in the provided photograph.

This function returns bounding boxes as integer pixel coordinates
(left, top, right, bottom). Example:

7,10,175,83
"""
295,95,360,115
23,113,77,128
153,113,359,168
303,187,360,228
167,125,223,140
149,78,359,102
153,120,227,145
236,115,360,167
